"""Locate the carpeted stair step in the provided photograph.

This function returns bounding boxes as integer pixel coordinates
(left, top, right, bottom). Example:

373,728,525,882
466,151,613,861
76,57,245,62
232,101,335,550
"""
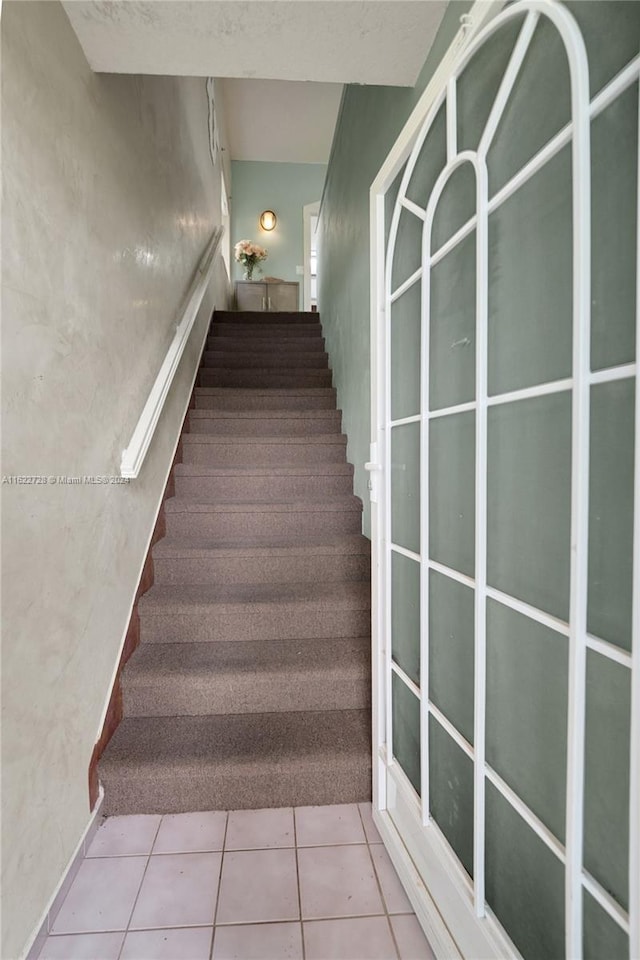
212,311,320,325
138,580,371,643
164,497,363,539
152,533,371,585
202,352,329,370
173,462,352,500
123,637,371,717
199,368,332,388
207,336,326,353
187,409,341,437
211,323,322,339
181,433,347,466
100,708,371,814
194,387,337,411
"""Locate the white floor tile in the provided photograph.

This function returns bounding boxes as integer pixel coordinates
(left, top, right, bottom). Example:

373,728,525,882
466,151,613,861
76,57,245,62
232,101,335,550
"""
50,857,146,935
86,816,160,858
129,852,221,930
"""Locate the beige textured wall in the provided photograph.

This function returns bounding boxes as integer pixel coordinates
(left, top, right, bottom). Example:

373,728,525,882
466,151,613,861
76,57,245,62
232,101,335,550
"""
0,4,230,957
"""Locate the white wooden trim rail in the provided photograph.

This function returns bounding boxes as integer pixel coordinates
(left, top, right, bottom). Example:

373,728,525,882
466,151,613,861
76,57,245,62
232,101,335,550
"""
120,227,224,479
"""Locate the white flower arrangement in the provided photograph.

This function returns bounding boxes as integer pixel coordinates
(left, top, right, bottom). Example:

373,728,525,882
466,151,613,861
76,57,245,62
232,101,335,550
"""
234,240,268,279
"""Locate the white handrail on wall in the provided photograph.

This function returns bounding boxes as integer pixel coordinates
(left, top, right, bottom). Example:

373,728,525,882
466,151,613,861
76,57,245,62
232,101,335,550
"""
120,226,224,479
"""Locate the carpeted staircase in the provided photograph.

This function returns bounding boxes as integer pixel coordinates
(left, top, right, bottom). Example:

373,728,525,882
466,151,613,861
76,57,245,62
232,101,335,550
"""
100,310,372,813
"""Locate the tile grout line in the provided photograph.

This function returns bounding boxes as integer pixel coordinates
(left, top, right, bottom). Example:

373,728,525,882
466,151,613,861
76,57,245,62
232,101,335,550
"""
84,839,383,859
48,909,410,939
292,808,306,960
115,815,164,960
357,803,402,960
209,810,231,960
46,910,415,938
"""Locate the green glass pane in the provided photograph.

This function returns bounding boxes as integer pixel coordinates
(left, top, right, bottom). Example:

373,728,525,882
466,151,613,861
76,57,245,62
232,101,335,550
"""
429,412,475,577
487,393,572,621
428,570,474,745
391,208,423,293
584,650,631,910
457,16,524,153
486,781,565,960
563,0,640,97
591,85,638,371
392,672,421,796
588,380,635,651
430,231,476,411
391,422,420,554
391,282,421,421
405,101,447,209
431,162,476,252
486,599,568,841
429,719,474,877
487,15,571,196
386,163,407,251
392,551,420,686
583,889,629,960
488,145,572,396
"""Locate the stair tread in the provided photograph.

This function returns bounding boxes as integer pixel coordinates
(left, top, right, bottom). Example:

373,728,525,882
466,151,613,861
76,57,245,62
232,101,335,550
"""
195,387,335,396
213,311,320,323
201,366,330,373
125,637,370,681
188,409,340,420
153,533,370,559
211,324,322,335
164,497,362,514
208,337,326,349
203,359,329,371
139,580,371,611
204,351,329,358
182,433,346,445
101,709,370,770
174,463,351,475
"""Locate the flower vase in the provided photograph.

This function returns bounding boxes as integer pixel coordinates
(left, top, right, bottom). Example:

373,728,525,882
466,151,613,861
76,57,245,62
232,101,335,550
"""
244,264,254,281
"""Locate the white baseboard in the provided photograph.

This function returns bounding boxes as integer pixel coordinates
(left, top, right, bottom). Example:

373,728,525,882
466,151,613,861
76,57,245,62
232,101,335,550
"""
373,782,520,960
23,788,104,960
373,807,462,959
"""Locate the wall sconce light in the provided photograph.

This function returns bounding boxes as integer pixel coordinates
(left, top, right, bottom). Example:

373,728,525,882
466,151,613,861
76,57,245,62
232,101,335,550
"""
259,210,277,231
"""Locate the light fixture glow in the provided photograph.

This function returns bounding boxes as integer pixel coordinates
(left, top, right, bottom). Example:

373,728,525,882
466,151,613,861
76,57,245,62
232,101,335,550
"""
259,210,277,231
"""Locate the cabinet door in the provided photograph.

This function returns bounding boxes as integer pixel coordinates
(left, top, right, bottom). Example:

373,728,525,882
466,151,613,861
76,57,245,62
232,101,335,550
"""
268,283,299,312
236,282,267,311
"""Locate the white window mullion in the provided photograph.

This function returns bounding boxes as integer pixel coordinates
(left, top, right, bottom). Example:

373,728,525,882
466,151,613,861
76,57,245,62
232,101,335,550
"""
477,10,539,157
390,266,423,304
581,870,630,936
563,6,592,955
384,220,397,777
473,155,489,919
419,225,433,827
628,76,640,960
429,702,474,762
446,77,457,162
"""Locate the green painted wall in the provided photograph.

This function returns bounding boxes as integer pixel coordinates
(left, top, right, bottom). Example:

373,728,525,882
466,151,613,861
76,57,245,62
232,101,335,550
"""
231,160,326,297
318,2,472,536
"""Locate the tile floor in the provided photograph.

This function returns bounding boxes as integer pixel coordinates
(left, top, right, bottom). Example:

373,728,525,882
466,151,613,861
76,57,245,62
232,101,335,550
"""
38,803,436,960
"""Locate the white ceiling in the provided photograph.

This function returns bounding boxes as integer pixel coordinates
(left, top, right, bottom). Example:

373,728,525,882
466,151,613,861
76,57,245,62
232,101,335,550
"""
221,79,343,163
62,1,448,87
62,1,449,165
